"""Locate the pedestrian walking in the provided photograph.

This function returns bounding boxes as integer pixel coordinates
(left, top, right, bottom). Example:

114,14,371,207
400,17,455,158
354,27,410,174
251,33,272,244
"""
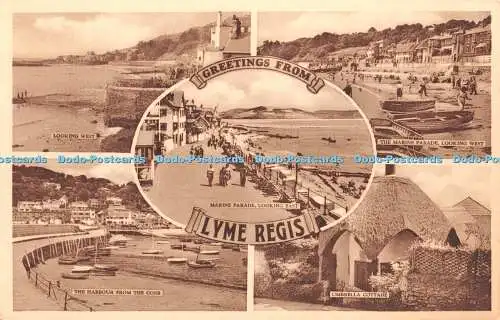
457,90,471,110
239,166,247,187
206,165,215,187
418,80,427,97
219,166,226,186
224,164,232,186
343,81,352,97
469,76,477,95
396,82,403,100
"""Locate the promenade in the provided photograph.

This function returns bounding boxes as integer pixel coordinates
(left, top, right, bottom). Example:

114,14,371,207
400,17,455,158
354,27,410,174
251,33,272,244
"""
145,139,295,225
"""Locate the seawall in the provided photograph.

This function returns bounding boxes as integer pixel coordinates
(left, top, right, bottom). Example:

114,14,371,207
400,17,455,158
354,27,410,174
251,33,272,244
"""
13,224,81,238
105,85,165,122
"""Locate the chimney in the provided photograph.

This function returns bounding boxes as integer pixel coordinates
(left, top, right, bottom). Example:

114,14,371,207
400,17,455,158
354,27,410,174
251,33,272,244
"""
215,11,222,49
385,164,396,176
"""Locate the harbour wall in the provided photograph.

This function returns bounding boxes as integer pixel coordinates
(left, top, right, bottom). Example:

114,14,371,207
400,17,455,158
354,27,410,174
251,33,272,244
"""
13,224,81,238
104,85,165,124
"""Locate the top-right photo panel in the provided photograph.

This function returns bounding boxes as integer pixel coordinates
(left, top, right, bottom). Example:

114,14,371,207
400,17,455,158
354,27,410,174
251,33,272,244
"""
258,12,492,158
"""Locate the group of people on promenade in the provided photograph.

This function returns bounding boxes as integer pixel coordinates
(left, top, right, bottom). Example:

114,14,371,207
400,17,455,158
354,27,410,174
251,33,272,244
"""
189,145,204,157
206,163,248,187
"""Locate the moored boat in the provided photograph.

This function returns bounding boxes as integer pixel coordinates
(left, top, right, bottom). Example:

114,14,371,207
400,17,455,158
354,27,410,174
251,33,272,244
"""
156,240,170,244
58,256,78,265
184,246,201,253
93,264,119,272
61,272,89,280
142,249,163,255
380,99,435,113
187,260,216,268
167,257,188,264
392,111,474,133
200,250,220,255
170,244,185,250
72,266,94,273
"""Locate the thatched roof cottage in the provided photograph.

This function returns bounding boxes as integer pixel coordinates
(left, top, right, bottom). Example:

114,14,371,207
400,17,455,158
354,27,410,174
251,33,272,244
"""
317,165,461,291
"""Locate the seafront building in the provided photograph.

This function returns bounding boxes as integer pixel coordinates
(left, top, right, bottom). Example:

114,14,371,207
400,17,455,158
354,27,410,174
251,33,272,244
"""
196,12,251,66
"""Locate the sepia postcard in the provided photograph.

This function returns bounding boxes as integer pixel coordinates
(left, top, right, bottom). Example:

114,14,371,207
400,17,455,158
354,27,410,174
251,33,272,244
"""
1,1,499,320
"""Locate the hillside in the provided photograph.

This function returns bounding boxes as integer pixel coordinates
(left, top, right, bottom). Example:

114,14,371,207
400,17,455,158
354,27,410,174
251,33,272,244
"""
257,15,491,61
12,165,150,211
220,106,361,119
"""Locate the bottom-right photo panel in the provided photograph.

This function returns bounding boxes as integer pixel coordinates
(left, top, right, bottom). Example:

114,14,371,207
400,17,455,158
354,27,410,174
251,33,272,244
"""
254,164,491,311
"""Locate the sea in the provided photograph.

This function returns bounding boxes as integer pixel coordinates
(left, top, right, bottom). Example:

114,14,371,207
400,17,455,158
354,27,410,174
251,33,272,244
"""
226,119,375,173
13,65,125,152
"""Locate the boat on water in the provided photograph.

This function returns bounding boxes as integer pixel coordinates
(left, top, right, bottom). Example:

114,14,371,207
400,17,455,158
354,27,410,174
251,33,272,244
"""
200,250,220,255
380,99,435,113
58,256,79,265
392,111,474,134
61,272,89,280
142,249,163,255
321,137,336,143
187,260,216,268
72,266,94,273
167,257,188,264
94,264,119,272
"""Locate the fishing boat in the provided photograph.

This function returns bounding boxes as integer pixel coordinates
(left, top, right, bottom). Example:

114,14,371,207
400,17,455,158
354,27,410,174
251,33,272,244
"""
104,246,120,250
72,265,94,273
380,99,435,113
187,260,216,268
200,250,220,255
392,111,474,134
179,238,193,243
170,244,185,250
208,242,223,246
156,240,170,244
167,257,187,264
58,256,79,265
321,137,336,143
193,239,205,244
61,272,89,280
94,264,119,272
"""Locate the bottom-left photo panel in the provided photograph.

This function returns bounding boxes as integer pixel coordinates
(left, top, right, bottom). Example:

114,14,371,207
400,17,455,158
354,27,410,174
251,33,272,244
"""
12,159,248,311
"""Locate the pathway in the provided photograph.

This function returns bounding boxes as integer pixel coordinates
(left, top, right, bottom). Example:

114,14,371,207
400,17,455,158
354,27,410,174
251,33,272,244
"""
146,139,295,225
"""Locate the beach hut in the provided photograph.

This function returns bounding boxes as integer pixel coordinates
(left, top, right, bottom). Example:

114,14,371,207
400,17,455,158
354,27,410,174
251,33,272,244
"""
317,165,459,291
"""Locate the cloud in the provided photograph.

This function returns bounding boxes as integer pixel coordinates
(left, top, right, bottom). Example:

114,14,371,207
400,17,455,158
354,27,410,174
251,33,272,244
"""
30,14,152,55
374,164,490,208
259,11,490,42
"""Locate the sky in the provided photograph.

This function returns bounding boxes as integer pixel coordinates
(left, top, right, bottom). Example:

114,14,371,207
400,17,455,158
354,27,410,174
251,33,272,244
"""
373,164,491,209
40,160,137,185
13,12,245,59
178,70,358,111
258,11,490,43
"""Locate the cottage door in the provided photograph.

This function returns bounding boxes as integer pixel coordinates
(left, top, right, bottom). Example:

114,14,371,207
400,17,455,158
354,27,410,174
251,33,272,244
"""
354,261,374,291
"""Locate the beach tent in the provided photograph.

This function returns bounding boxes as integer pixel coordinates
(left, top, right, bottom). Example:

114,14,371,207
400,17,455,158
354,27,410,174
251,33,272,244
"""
317,172,458,291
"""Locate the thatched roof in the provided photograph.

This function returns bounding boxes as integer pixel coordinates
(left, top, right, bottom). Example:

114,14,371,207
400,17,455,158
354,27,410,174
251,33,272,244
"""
318,176,453,260
453,197,491,240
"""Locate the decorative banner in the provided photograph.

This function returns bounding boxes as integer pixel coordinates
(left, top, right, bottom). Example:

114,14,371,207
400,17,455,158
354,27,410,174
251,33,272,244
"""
190,56,325,94
185,206,320,244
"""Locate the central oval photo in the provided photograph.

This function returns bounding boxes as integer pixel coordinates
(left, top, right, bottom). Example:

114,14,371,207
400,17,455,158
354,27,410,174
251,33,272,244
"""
132,60,376,243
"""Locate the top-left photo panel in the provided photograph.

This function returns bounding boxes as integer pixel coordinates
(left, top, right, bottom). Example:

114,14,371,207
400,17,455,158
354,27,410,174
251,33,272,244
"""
13,12,251,152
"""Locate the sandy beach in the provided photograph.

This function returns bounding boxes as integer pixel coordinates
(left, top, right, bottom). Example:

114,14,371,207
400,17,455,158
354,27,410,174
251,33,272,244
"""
323,67,491,155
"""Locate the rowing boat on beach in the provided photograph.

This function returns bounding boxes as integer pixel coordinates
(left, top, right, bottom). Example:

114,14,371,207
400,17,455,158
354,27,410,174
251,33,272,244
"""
72,266,94,273
392,111,474,133
380,99,435,113
61,272,89,280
